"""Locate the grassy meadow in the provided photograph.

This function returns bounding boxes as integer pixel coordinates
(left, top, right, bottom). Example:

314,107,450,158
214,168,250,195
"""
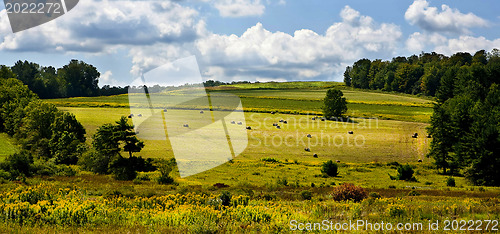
1,82,499,233
47,84,435,122
0,133,17,161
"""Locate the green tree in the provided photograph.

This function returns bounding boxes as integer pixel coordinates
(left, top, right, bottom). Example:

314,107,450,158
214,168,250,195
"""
86,117,145,178
323,88,347,119
343,66,352,86
350,59,371,89
458,84,500,185
394,63,423,94
114,116,145,157
0,78,37,135
427,105,455,174
16,101,59,159
368,59,387,90
49,112,86,164
58,60,100,97
420,64,441,96
11,60,40,91
0,65,15,79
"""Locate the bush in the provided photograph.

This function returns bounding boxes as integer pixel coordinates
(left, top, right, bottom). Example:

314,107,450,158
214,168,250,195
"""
276,177,288,186
136,174,150,181
300,190,312,200
407,190,421,196
262,193,276,201
78,149,113,174
369,192,381,198
321,160,339,177
391,164,416,181
260,157,280,163
446,177,456,187
31,159,76,177
109,156,137,180
157,160,175,185
219,191,231,206
386,161,400,167
331,183,367,202
0,170,11,180
0,151,33,178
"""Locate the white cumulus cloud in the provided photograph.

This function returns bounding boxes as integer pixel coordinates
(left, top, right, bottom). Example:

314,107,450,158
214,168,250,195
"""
213,0,265,17
405,0,488,34
0,1,204,53
406,31,500,56
195,6,402,81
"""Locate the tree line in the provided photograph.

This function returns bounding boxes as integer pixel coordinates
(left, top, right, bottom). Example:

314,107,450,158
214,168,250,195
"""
3,59,260,98
0,75,172,182
1,60,131,98
345,49,500,186
344,49,500,96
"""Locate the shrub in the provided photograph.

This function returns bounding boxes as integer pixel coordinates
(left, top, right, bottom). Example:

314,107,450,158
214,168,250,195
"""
136,174,150,181
388,204,406,217
219,191,231,206
109,156,137,180
386,161,400,167
262,193,276,201
32,159,76,177
260,157,280,163
0,151,33,178
213,183,229,188
300,190,312,200
78,149,112,174
391,164,416,181
407,190,421,196
321,160,339,177
331,183,367,202
446,177,456,187
369,192,381,198
0,170,11,180
276,177,288,186
157,162,175,185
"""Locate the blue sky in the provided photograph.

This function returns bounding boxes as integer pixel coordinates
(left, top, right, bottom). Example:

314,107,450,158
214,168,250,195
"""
0,0,499,86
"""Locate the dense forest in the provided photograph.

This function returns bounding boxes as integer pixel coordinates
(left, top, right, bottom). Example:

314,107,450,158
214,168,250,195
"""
344,49,500,96
345,49,500,186
0,60,129,98
1,59,256,99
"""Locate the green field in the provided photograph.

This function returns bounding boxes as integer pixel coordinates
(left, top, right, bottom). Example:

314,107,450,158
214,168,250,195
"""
1,82,498,233
60,108,430,164
48,83,435,123
0,133,17,160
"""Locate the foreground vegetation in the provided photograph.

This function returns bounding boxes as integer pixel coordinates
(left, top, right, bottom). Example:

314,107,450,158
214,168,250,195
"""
0,175,498,233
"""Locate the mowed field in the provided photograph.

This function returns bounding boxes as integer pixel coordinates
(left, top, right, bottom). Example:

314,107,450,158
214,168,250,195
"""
50,83,444,189
48,84,435,123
